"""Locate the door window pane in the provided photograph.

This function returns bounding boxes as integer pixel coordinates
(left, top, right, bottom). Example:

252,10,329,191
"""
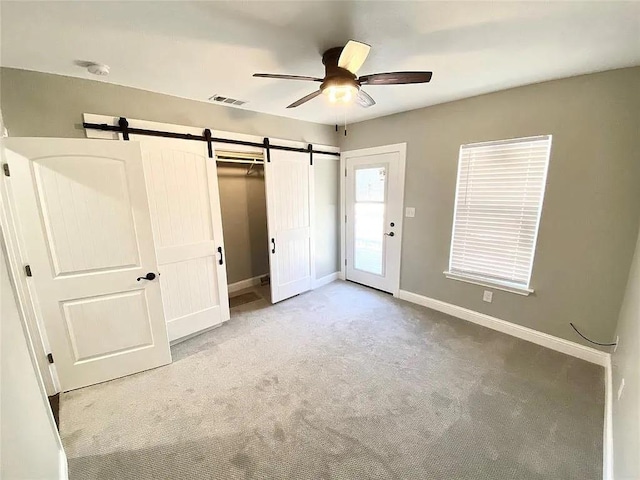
353,166,387,276
354,203,385,275
356,167,386,202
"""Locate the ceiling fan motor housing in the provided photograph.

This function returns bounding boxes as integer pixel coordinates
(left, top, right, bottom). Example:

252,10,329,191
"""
321,47,360,93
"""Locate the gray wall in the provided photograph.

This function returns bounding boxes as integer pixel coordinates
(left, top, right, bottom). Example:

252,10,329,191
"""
314,155,340,278
612,224,640,480
217,165,269,285
0,68,337,146
341,67,640,345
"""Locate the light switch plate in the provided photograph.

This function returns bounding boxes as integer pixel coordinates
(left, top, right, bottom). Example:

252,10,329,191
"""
405,207,416,218
483,290,493,303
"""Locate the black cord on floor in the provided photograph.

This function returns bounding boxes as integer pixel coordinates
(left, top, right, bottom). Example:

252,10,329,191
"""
569,323,617,347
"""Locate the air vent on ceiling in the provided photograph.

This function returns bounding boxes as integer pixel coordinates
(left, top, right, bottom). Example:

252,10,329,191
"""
208,94,247,107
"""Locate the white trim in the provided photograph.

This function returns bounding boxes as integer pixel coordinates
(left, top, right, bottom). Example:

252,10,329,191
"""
228,275,266,294
1,148,60,395
397,289,610,366
460,134,552,150
59,449,68,480
340,143,407,296
0,218,68,478
313,272,339,289
603,355,614,480
444,271,533,296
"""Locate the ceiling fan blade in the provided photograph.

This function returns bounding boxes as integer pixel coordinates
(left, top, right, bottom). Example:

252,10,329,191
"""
355,89,375,108
253,73,323,82
359,71,433,85
287,90,322,108
338,40,371,74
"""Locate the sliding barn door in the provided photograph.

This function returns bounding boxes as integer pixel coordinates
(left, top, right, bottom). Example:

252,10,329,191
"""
131,136,230,342
264,150,314,303
5,138,171,391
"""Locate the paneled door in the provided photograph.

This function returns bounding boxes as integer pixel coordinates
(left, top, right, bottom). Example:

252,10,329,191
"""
5,138,171,391
132,136,230,342
264,150,314,303
344,145,406,294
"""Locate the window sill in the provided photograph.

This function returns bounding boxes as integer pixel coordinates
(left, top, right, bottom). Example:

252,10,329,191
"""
443,271,534,296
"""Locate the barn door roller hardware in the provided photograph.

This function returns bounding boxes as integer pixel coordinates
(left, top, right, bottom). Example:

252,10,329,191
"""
83,117,340,159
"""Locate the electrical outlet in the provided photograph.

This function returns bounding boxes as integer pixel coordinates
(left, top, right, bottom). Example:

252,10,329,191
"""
483,290,493,303
405,207,416,218
617,378,625,401
614,336,619,352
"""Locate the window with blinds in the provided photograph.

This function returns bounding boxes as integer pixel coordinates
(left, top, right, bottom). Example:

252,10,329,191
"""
446,135,552,293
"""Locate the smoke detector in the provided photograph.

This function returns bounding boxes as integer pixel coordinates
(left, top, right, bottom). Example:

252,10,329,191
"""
87,63,110,76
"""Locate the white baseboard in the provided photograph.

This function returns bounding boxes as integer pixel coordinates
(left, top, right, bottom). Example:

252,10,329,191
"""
228,275,265,294
603,356,614,479
313,272,339,289
397,290,610,367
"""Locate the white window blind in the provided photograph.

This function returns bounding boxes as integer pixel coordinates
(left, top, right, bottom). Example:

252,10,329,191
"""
447,135,552,292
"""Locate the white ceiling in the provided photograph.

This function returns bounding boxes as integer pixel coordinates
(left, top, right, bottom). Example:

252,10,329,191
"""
2,1,639,125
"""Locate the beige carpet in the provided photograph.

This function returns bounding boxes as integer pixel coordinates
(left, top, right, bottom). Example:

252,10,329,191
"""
60,281,603,479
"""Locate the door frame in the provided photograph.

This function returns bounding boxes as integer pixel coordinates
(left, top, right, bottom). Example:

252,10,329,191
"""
340,143,407,296
1,144,60,395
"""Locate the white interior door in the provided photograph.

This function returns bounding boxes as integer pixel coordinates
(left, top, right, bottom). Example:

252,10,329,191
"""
345,147,405,294
264,150,314,303
132,136,230,342
5,138,171,392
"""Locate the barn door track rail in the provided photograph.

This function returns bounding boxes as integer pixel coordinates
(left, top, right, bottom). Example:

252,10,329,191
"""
82,117,339,163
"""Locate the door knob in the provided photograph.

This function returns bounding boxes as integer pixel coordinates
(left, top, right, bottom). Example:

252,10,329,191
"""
137,272,157,281
384,232,395,237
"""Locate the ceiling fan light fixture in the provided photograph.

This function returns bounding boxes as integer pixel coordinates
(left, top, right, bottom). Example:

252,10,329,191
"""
324,84,358,104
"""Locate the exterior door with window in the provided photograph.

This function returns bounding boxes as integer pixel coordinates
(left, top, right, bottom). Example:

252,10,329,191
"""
344,145,405,293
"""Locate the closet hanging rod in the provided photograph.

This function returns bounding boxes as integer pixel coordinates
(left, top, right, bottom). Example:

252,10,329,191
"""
82,118,340,159
216,158,264,165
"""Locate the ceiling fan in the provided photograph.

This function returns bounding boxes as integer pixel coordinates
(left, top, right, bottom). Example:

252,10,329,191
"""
253,40,433,109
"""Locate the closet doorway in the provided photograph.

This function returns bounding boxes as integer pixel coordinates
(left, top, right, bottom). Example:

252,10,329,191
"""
216,151,271,312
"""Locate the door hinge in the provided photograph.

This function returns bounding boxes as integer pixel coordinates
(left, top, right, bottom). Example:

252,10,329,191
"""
344,168,347,177
47,353,54,364
345,214,347,224
345,259,347,266
24,264,33,277
2,163,10,177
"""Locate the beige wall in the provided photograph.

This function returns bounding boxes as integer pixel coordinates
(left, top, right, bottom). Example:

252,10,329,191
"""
341,67,640,345
612,223,640,480
0,68,337,146
217,165,269,285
